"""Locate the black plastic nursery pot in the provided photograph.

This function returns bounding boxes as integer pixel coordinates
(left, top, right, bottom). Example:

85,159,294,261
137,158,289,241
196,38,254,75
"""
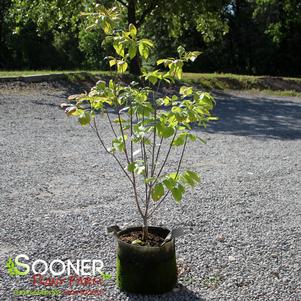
116,226,177,294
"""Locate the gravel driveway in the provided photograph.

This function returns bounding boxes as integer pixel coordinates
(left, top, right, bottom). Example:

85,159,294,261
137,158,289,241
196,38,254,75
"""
0,84,300,301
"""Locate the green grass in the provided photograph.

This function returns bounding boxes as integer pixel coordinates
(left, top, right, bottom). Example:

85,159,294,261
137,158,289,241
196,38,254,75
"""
183,72,301,96
246,89,301,97
183,72,301,82
1,70,301,97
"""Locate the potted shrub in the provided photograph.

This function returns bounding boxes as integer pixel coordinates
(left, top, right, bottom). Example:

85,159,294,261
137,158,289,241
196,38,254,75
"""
62,5,216,295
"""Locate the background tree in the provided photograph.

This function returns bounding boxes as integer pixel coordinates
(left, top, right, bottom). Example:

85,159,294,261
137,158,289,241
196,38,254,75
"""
0,0,300,76
113,0,229,75
253,0,301,75
0,0,12,68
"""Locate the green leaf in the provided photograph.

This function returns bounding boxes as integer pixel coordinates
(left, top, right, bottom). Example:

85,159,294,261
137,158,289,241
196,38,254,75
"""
157,59,166,65
112,135,127,152
176,67,183,80
142,70,162,85
109,79,115,90
187,171,200,182
163,178,176,191
157,124,174,138
171,183,185,202
129,23,137,38
188,51,202,62
127,162,136,172
140,39,154,47
151,183,165,201
138,39,153,60
113,41,125,57
96,80,106,90
182,170,200,187
129,42,137,59
135,165,145,175
78,111,91,126
163,96,171,106
177,45,185,57
187,133,197,142
108,147,116,154
180,86,193,96
144,177,156,184
172,134,186,146
117,61,128,73
148,76,158,85
139,43,149,60
102,19,113,34
109,59,117,67
169,172,178,180
181,170,200,188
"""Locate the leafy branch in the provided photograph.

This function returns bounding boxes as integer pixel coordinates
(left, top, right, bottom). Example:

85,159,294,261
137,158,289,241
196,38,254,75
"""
63,6,216,240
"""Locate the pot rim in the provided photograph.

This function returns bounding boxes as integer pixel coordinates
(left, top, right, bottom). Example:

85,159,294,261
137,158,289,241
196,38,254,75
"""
116,226,174,250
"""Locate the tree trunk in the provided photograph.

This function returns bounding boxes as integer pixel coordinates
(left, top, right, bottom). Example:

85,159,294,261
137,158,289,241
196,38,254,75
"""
127,0,141,75
142,216,149,240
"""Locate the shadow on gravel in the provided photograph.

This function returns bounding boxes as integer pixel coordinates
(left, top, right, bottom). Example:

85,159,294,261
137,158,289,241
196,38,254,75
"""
32,100,59,107
122,286,206,301
204,92,301,140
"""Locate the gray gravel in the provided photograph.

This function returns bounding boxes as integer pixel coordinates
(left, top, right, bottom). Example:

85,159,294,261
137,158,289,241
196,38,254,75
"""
0,85,300,301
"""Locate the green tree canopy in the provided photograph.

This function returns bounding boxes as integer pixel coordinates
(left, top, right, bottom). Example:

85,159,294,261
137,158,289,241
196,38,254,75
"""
1,0,300,76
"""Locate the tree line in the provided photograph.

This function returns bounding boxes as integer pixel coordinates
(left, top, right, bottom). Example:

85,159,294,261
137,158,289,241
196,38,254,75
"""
0,0,300,76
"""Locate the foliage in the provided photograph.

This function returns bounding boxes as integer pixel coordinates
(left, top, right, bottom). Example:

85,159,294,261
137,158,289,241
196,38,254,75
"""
0,0,300,76
63,6,216,239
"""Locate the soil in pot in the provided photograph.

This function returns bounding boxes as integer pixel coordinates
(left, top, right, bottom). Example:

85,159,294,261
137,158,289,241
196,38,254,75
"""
116,226,177,295
119,229,165,246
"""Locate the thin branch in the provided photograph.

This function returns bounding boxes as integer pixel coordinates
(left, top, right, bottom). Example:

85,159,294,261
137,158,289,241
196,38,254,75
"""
152,130,177,186
90,119,133,185
106,111,117,138
154,136,163,167
150,80,161,177
148,137,188,219
140,109,150,212
175,136,188,177
142,137,149,208
130,102,133,162
132,170,145,219
148,190,170,219
142,140,149,177
93,118,144,219
117,112,130,164
117,110,145,218
107,51,144,221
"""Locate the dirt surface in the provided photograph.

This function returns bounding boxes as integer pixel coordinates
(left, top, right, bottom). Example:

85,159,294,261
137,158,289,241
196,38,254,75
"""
0,83,300,301
119,230,165,247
